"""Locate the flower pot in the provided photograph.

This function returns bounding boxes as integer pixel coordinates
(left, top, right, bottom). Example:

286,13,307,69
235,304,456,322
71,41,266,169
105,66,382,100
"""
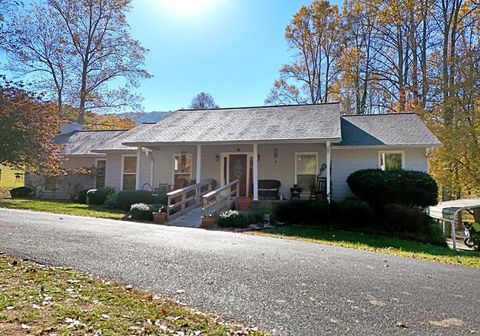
201,215,216,229
152,212,167,225
236,197,251,211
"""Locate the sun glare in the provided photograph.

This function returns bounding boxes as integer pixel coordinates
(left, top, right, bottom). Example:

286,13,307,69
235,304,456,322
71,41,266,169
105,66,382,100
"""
154,0,218,16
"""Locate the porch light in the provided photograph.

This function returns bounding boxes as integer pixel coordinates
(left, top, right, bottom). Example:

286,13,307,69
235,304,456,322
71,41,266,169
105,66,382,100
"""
274,148,278,163
215,155,220,162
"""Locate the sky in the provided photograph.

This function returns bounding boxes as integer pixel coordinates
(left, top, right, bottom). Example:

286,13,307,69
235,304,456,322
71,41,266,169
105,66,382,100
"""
128,0,319,111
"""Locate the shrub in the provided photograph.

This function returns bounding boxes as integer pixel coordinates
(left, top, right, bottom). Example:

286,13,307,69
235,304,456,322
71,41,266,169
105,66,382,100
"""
10,186,33,199
76,189,89,204
104,193,118,209
273,200,330,225
86,187,115,205
347,169,438,209
382,204,446,246
130,203,164,221
217,210,250,228
339,197,374,229
116,190,167,211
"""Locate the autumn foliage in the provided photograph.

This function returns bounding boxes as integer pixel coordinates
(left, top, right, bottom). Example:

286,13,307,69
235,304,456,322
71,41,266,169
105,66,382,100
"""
0,80,62,174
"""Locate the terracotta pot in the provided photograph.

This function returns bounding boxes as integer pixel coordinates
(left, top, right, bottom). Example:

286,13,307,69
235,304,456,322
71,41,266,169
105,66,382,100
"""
153,212,167,224
201,215,216,229
236,197,251,211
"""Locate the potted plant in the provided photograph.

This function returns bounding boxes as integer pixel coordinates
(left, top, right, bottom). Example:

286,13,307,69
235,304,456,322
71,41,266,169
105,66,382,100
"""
201,214,216,229
152,206,167,224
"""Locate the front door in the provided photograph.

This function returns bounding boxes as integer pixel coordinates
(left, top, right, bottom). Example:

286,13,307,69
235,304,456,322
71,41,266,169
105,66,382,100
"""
222,153,252,197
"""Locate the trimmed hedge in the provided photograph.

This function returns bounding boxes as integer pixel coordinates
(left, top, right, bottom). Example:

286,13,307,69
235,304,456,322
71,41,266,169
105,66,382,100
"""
347,169,438,209
383,204,446,246
116,190,167,211
76,189,89,204
130,203,164,221
86,187,115,205
10,186,33,199
274,200,330,226
339,197,374,229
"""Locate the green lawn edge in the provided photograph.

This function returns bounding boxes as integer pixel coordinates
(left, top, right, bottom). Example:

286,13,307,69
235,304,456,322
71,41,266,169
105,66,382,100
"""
249,226,480,268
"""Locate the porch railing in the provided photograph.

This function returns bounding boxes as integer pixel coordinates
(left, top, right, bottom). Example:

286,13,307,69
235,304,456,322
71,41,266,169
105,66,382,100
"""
166,179,213,221
202,179,239,217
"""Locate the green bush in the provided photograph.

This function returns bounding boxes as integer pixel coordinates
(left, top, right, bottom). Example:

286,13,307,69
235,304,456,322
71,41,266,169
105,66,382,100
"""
347,169,438,209
217,210,250,228
339,197,374,229
10,186,33,199
130,203,164,221
86,187,115,205
104,193,118,209
116,190,167,211
383,204,446,246
76,189,89,204
274,200,330,225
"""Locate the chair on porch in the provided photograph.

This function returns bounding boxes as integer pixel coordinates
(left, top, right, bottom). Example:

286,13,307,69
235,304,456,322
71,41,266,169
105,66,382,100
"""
310,176,327,201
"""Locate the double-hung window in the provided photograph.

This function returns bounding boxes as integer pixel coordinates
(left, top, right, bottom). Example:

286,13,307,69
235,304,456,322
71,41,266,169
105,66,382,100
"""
295,153,318,194
173,153,192,188
379,151,404,171
122,156,137,191
96,159,106,189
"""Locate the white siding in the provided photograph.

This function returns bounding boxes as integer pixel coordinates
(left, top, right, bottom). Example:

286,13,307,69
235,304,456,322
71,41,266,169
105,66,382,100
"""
331,147,428,201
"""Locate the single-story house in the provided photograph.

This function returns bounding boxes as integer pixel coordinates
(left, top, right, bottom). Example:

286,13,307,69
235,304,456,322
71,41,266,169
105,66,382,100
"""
26,124,127,199
27,103,441,202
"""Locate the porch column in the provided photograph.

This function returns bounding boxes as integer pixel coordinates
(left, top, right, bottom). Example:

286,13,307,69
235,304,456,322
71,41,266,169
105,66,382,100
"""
135,146,142,190
326,141,331,202
252,143,259,201
196,144,202,183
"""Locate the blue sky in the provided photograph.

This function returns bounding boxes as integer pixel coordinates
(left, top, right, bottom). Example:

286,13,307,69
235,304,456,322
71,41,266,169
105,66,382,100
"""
129,0,318,111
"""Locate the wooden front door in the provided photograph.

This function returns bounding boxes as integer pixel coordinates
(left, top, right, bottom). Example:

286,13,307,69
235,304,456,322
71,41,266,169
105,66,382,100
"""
229,154,248,197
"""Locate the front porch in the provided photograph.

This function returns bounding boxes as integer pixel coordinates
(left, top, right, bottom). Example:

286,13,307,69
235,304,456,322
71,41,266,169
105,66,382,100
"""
133,142,333,225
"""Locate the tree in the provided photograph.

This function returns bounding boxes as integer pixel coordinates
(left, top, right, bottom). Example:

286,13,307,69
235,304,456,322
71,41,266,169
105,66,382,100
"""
266,1,342,105
2,0,151,123
190,92,219,109
0,79,62,173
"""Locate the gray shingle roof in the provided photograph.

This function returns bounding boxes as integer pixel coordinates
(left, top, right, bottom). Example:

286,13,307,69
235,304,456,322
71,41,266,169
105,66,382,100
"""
54,130,127,156
339,113,441,146
120,103,342,146
92,123,156,151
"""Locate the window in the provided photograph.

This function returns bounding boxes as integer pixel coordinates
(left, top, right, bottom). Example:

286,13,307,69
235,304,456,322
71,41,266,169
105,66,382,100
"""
295,153,318,194
43,176,59,191
122,156,137,191
96,159,106,189
379,151,404,170
173,153,192,188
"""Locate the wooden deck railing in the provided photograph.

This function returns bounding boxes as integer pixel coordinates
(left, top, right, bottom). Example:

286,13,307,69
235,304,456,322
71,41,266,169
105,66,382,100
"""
202,179,239,217
166,179,213,221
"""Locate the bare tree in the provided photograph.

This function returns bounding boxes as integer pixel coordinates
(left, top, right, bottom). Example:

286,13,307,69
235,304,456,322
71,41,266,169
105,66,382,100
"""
2,0,152,123
190,92,219,109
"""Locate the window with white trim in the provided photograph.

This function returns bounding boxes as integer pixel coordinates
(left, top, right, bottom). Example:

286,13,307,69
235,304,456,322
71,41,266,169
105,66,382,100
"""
295,153,318,193
379,151,404,171
122,156,137,191
96,159,106,189
43,176,59,191
173,153,192,188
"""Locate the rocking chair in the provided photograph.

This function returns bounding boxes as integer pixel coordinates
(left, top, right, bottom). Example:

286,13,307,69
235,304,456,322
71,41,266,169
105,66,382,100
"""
310,176,327,201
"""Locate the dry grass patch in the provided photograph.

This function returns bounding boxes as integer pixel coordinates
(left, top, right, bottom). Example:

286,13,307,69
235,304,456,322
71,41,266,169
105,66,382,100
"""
0,255,267,335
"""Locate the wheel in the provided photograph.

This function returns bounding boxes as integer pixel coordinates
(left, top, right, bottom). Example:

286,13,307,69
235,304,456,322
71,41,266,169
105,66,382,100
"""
464,237,475,248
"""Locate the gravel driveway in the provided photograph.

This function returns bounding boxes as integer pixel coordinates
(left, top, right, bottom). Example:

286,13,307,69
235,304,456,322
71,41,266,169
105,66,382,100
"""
0,208,478,335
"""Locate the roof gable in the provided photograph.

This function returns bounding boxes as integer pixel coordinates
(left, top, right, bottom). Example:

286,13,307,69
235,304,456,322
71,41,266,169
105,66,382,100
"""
55,130,127,156
339,114,441,147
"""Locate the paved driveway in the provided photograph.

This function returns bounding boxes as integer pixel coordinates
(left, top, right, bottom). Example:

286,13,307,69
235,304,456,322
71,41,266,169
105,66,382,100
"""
0,208,478,335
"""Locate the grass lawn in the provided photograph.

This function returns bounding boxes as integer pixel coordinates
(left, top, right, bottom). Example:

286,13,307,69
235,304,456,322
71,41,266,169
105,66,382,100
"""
250,226,480,268
0,255,265,335
0,199,127,220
